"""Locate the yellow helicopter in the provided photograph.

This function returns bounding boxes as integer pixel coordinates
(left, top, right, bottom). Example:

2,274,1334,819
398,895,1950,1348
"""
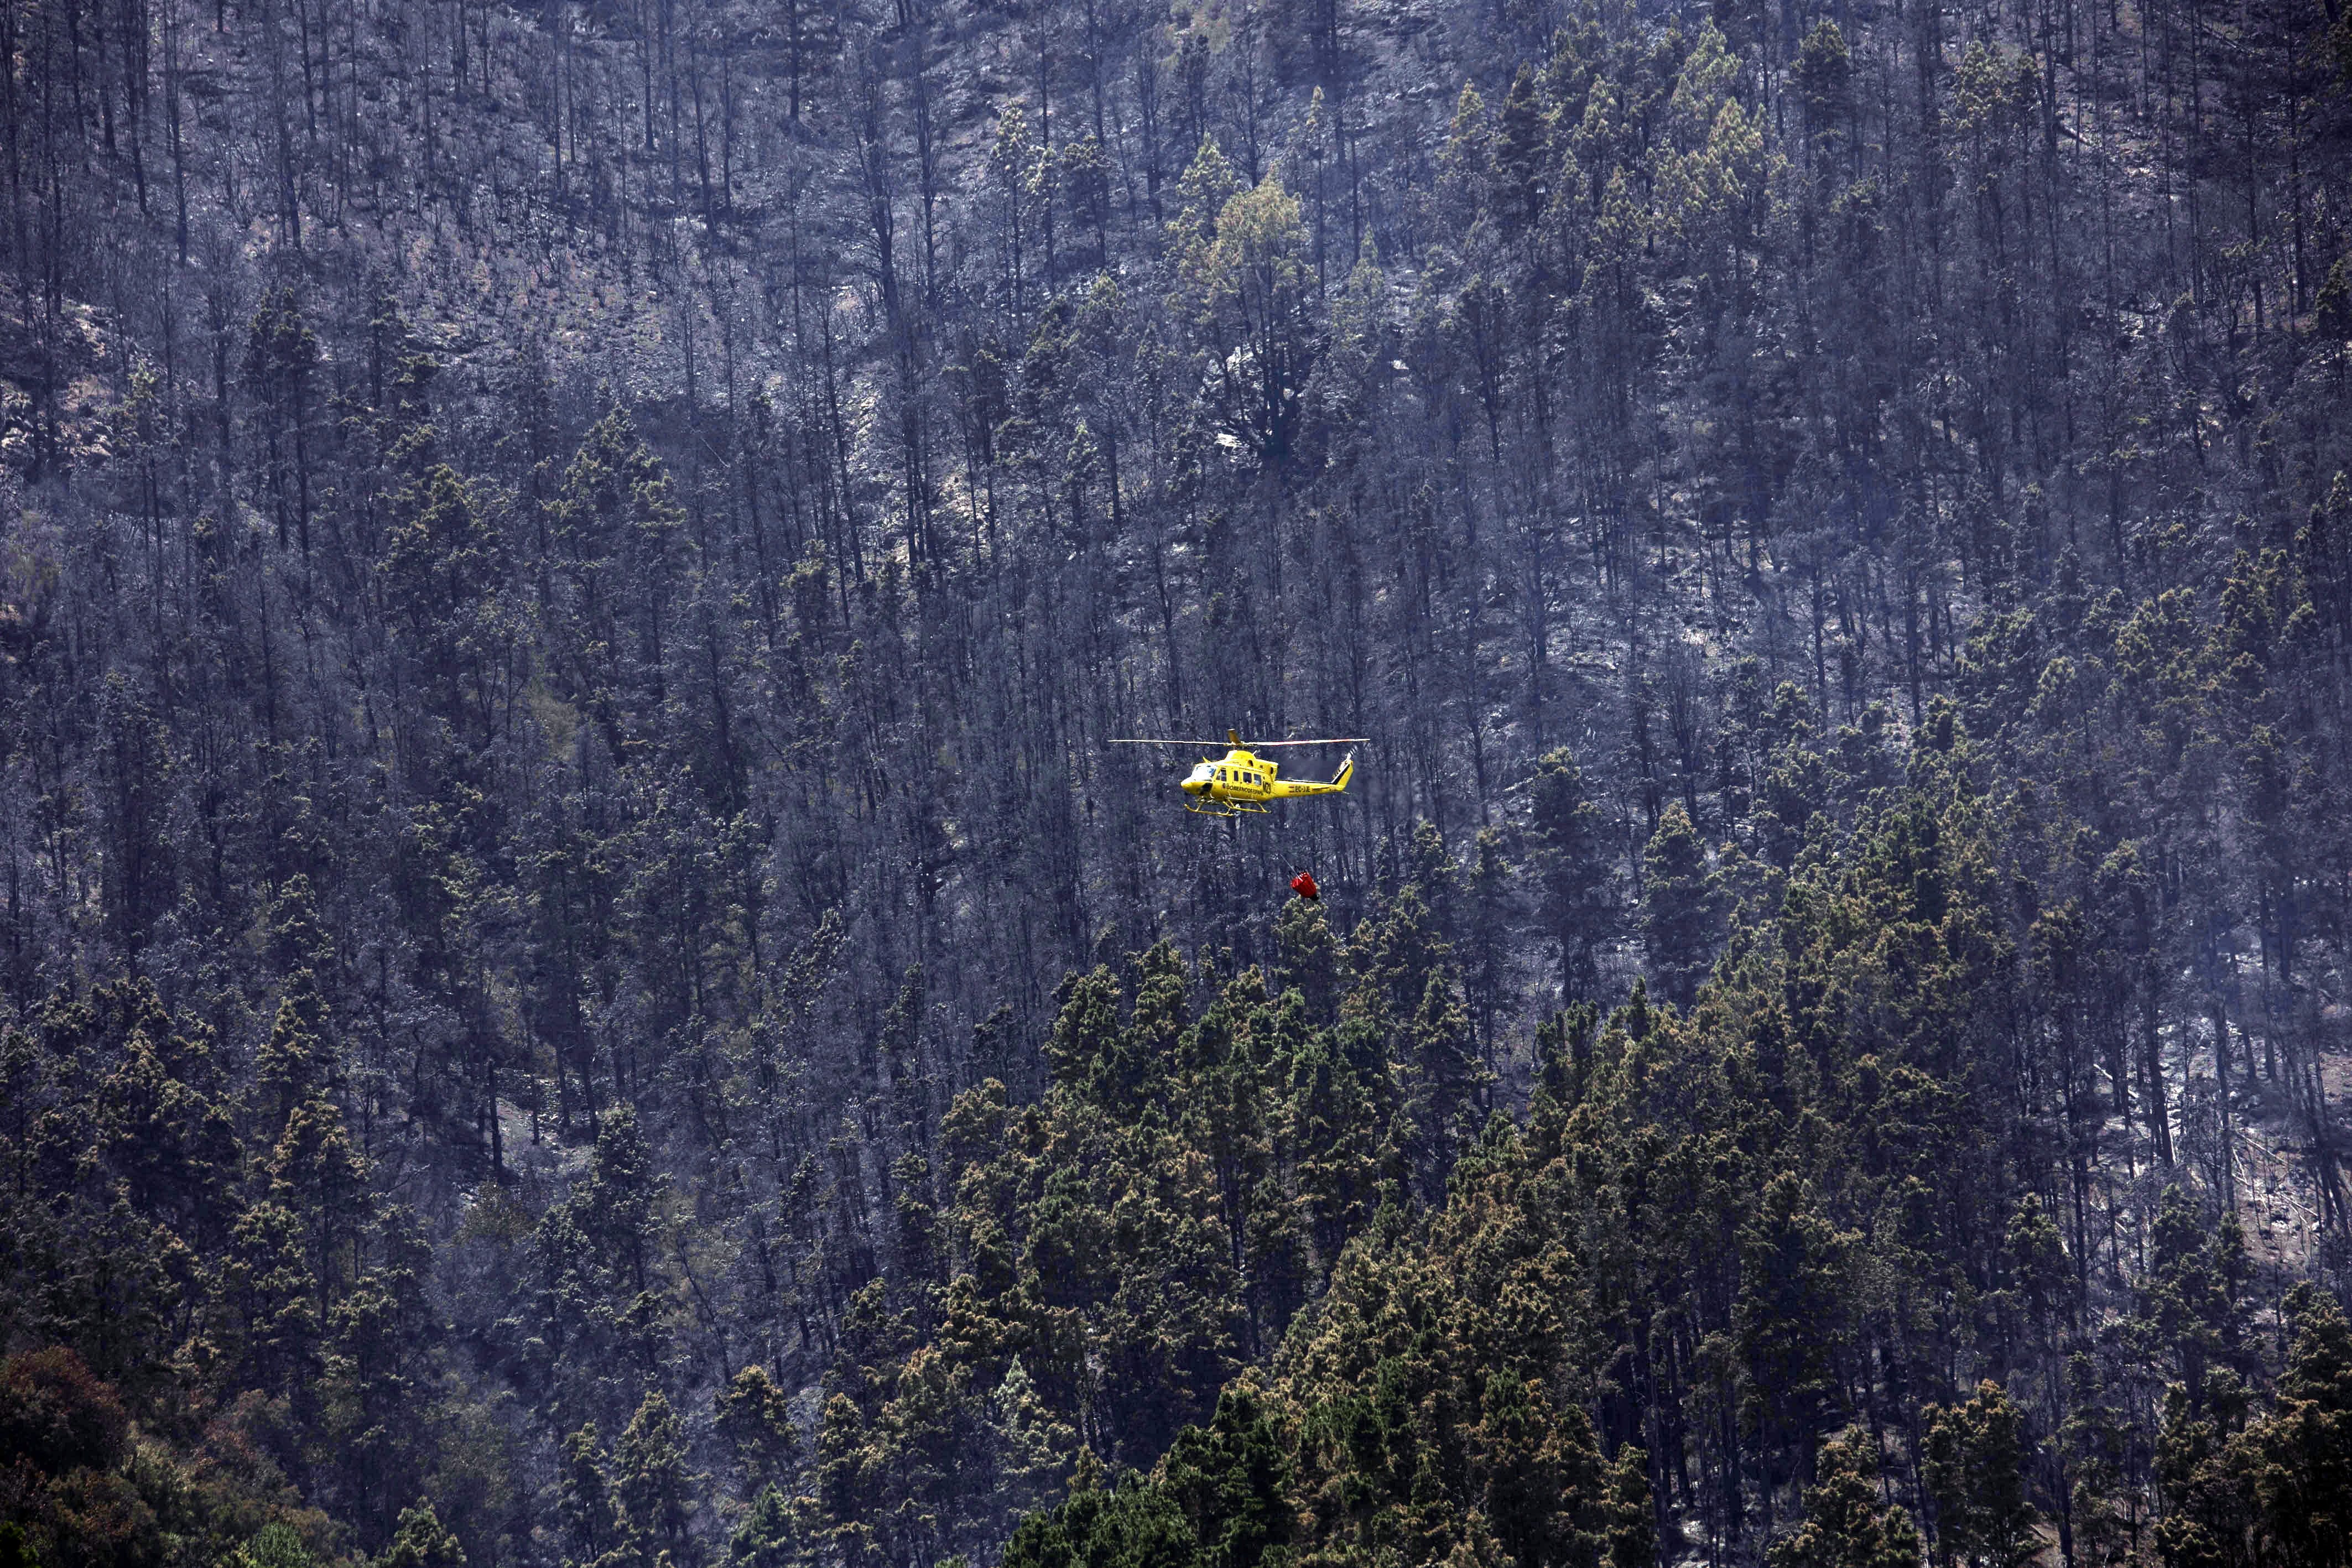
1112,730,1365,817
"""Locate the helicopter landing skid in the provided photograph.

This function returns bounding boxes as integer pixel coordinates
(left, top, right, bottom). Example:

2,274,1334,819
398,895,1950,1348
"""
1186,798,1268,818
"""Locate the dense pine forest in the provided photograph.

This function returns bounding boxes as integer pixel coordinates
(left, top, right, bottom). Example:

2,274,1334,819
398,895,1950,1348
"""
4,0,2352,1559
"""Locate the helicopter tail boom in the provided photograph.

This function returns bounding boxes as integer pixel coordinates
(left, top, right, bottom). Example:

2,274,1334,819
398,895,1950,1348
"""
1269,751,1354,799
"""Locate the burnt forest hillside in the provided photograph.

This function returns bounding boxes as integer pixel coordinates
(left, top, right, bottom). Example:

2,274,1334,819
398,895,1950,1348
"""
3,0,2352,1562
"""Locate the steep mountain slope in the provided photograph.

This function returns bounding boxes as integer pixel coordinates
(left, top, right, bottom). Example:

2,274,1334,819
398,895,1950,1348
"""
2,0,2351,1560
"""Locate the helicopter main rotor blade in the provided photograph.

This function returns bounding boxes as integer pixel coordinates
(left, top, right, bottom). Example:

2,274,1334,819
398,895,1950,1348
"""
1107,734,1371,746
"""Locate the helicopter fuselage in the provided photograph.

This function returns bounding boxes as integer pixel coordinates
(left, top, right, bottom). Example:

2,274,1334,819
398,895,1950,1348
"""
1180,748,1354,815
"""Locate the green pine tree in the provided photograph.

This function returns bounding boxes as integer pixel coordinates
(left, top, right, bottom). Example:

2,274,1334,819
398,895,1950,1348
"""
375,1504,465,1568
1771,1431,1922,1568
614,1390,696,1564
1923,1383,2041,1568
1641,801,1721,1007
